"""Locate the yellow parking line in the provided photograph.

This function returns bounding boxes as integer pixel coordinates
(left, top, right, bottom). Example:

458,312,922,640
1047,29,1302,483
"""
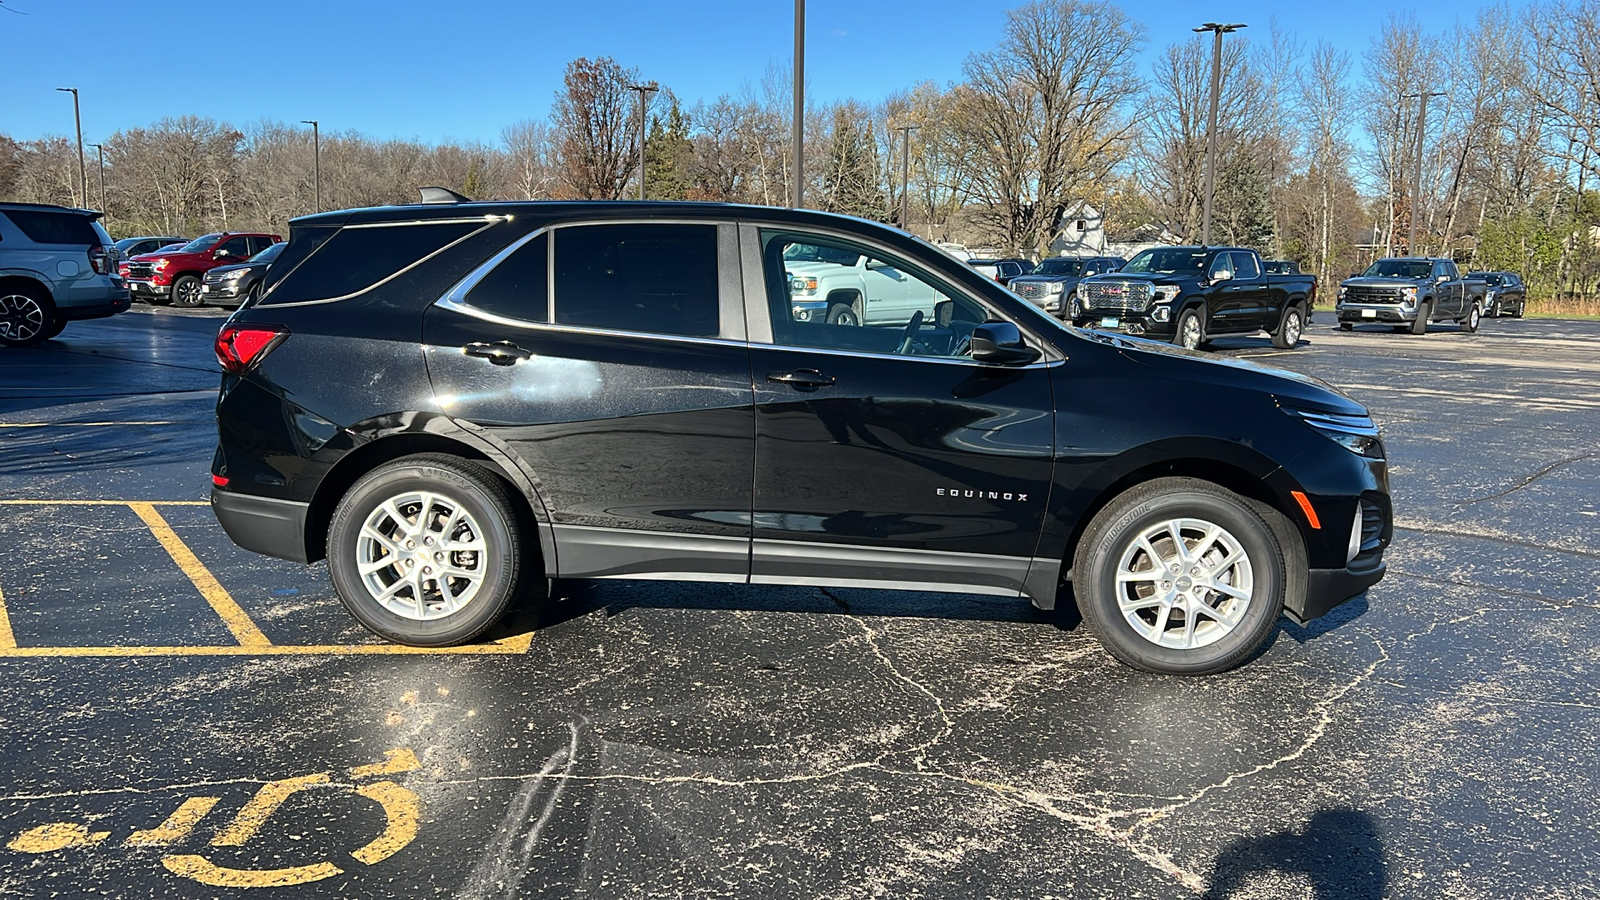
0,634,534,658
128,502,272,648
0,585,15,650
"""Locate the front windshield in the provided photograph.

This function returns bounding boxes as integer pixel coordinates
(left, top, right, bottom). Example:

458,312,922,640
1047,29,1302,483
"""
1470,272,1503,285
1035,258,1086,276
249,243,285,264
1122,248,1207,275
178,233,224,253
1363,259,1432,278
783,243,860,266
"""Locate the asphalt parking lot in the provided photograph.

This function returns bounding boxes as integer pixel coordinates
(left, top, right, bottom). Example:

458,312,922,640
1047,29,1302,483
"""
0,306,1596,898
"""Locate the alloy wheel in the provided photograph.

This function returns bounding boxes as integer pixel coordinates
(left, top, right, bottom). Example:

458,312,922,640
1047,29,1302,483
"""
0,293,45,343
356,490,489,621
1112,517,1254,650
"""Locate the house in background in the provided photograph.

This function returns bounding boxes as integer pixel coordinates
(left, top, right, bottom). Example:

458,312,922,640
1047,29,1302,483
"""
1048,202,1108,256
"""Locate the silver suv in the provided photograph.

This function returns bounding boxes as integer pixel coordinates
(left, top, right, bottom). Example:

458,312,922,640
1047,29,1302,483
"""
0,203,128,346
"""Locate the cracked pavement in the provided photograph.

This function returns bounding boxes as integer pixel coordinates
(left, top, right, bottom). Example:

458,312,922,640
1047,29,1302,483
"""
0,308,1595,897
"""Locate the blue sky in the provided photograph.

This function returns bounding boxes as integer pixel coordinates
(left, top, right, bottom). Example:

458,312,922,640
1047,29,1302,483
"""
3,0,1492,146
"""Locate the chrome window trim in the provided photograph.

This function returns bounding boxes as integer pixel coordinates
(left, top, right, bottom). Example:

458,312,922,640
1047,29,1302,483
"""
757,342,1061,370
262,218,505,308
343,215,513,230
436,219,739,341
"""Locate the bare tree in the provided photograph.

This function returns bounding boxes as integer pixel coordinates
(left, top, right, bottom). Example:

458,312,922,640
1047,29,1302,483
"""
554,57,643,200
501,119,558,200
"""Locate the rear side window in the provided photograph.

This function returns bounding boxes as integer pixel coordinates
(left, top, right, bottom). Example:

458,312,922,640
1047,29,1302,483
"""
4,210,100,245
1231,252,1261,280
464,232,548,323
260,220,482,304
552,224,718,337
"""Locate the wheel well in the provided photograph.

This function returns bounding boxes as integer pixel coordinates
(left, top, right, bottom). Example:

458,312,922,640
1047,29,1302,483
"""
1064,458,1298,576
825,289,862,312
172,270,204,283
304,433,542,565
0,275,52,304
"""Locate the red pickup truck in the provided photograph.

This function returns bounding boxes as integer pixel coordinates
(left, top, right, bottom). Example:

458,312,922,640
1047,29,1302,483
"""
126,232,281,307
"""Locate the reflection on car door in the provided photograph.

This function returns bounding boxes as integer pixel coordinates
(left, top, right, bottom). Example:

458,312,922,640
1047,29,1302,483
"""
746,225,1058,599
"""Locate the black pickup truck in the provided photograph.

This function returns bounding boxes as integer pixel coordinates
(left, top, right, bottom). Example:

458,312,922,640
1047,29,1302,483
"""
1074,246,1318,350
1335,258,1488,334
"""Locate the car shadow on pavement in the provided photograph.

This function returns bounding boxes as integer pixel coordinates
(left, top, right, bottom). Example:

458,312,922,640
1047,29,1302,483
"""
1277,595,1373,644
1202,808,1387,899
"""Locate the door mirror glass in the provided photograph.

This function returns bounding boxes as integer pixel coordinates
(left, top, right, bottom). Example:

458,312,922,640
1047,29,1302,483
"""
1211,268,1232,282
970,322,1040,366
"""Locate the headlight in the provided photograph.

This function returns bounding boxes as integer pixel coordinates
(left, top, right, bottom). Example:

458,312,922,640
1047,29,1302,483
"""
1150,286,1177,304
1048,282,1064,294
1485,289,1496,300
1284,406,1385,459
153,258,170,271
1400,286,1416,303
788,275,817,296
220,268,247,281
1337,285,1348,300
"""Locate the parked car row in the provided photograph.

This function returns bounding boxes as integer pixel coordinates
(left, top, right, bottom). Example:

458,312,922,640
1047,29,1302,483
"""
1335,258,1488,334
0,202,128,346
124,232,283,308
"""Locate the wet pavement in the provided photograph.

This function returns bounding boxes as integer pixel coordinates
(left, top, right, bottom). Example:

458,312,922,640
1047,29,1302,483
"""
0,306,1596,898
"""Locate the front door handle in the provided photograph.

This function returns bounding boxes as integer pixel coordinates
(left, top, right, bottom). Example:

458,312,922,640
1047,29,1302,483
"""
463,341,533,366
766,369,835,389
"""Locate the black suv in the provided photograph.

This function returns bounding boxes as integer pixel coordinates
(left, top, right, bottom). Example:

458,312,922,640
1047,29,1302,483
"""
212,201,1391,674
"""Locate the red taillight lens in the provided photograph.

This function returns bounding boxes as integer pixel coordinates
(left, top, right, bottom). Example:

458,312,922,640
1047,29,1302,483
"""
215,325,287,374
212,474,230,488
88,245,109,275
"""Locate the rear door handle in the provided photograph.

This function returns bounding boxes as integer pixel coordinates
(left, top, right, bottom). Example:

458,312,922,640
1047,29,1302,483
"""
463,341,534,366
766,369,835,389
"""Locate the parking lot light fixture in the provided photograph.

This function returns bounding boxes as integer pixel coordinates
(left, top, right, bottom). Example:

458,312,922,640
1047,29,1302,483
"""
301,120,321,212
56,88,87,209
1192,23,1246,247
629,83,659,201
793,0,805,209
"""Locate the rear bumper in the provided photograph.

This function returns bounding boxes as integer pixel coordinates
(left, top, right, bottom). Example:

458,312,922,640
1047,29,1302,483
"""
211,489,310,564
1286,562,1386,625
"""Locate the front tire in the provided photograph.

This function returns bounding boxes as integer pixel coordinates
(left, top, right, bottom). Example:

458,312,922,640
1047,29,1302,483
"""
1174,308,1204,350
827,303,860,327
1410,302,1430,335
1271,304,1304,349
1074,477,1285,675
170,275,203,308
327,454,531,647
0,286,56,347
1338,322,1353,332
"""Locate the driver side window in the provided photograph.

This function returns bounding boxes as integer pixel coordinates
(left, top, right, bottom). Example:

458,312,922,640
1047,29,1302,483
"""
759,230,989,360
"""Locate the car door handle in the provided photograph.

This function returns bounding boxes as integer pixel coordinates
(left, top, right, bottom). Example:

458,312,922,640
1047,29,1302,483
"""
766,369,835,389
462,341,534,366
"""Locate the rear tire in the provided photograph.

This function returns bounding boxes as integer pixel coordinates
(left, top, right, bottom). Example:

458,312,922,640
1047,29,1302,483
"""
0,286,56,347
1460,302,1481,333
1073,477,1285,675
1410,302,1430,335
327,453,533,647
1271,304,1304,349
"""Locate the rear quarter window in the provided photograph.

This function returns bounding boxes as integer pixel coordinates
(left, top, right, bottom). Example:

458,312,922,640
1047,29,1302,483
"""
3,210,101,246
259,220,485,304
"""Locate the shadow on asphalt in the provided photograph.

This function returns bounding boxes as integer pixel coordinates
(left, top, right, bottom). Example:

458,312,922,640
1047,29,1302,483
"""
1202,807,1387,899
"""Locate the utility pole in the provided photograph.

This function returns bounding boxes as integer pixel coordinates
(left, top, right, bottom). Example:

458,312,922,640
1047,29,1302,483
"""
87,143,107,218
1405,91,1445,255
300,121,321,212
629,83,659,201
56,88,87,208
895,124,919,233
1192,23,1245,247
792,0,805,209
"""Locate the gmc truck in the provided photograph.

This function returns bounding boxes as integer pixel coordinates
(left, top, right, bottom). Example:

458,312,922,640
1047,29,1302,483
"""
1074,246,1318,350
783,241,944,326
1335,258,1487,334
126,231,281,308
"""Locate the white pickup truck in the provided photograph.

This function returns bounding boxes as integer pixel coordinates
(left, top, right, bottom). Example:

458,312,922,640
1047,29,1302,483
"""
783,243,946,326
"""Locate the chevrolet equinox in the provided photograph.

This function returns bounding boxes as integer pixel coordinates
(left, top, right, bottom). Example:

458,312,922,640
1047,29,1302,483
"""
211,200,1390,675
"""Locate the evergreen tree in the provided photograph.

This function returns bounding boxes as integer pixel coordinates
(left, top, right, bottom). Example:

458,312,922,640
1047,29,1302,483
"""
643,101,693,201
820,106,887,221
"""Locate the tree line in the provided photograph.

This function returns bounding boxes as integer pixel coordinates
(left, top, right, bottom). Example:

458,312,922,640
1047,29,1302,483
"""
5,0,1600,303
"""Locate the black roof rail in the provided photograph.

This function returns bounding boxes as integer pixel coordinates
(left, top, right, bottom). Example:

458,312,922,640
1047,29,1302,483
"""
418,186,471,204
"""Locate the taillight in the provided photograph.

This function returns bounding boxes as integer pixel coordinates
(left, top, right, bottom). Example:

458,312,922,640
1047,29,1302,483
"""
88,245,108,275
215,325,287,374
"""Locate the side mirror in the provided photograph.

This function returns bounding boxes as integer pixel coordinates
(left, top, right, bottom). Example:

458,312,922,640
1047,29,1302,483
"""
865,259,888,271
970,322,1041,366
934,300,954,328
1437,273,1450,283
214,248,231,260
1211,269,1233,282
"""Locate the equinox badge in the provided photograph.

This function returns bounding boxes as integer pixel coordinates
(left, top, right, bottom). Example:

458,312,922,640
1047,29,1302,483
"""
938,488,1029,502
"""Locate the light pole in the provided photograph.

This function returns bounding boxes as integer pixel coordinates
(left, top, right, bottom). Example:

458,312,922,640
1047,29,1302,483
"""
1404,91,1444,255
56,88,87,209
1192,23,1245,247
629,83,659,201
87,143,107,217
895,124,919,233
301,120,321,212
792,0,805,209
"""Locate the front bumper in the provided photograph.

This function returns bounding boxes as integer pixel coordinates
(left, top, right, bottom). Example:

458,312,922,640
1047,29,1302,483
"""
1287,562,1387,624
1336,303,1413,323
1070,309,1176,339
211,488,311,564
790,299,828,322
202,280,245,303
128,278,170,301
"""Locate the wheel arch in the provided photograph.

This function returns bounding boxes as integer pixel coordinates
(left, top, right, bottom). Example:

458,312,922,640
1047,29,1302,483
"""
305,428,556,575
824,287,863,315
0,274,54,303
